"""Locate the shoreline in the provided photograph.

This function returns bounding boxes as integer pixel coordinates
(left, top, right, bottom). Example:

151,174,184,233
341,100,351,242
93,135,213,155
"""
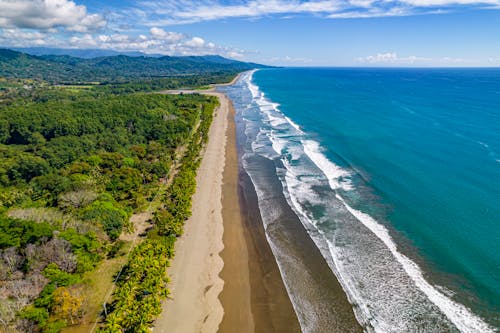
154,73,361,333
153,70,498,333
212,72,243,88
218,101,301,332
154,77,303,332
223,71,363,332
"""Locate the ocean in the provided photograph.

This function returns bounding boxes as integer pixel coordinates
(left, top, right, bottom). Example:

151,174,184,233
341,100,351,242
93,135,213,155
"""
219,68,500,332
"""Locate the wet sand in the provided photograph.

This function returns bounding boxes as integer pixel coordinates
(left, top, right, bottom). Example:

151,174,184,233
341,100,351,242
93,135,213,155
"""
218,104,301,333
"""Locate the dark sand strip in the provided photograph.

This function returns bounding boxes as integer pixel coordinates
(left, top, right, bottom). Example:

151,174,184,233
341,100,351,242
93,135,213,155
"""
219,103,253,332
219,104,301,332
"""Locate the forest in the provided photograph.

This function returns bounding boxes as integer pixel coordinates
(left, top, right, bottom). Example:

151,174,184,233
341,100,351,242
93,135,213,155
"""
0,48,263,83
0,64,226,332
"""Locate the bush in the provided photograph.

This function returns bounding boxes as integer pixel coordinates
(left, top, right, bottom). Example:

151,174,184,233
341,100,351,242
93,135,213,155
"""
31,173,71,204
19,305,49,327
0,217,54,249
44,320,67,333
42,263,80,286
81,200,129,240
59,229,102,273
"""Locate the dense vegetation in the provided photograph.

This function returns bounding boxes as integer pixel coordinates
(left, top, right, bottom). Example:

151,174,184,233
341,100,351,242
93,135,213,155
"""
0,69,221,332
99,87,215,332
0,48,263,83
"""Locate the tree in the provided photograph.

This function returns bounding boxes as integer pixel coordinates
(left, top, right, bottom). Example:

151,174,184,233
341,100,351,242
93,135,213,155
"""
58,190,98,209
1,247,21,272
52,287,84,325
81,200,129,240
8,154,50,182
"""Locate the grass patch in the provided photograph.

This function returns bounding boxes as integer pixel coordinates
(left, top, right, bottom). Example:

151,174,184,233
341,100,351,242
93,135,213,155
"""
60,241,132,333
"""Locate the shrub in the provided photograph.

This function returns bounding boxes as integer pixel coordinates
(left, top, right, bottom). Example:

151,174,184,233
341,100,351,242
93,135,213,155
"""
81,200,129,240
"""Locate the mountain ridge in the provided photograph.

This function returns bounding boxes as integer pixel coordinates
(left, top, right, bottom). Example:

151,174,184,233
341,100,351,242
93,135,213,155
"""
0,48,266,83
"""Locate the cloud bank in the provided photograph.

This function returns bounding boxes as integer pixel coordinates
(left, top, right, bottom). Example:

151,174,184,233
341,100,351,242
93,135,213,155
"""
356,52,482,65
0,1,247,58
0,26,244,58
0,0,105,32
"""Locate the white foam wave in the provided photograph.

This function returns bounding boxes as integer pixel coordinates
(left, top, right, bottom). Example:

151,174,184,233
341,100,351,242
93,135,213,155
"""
267,113,288,127
268,131,286,156
333,194,494,333
285,116,303,132
302,140,353,191
280,163,376,332
245,71,260,98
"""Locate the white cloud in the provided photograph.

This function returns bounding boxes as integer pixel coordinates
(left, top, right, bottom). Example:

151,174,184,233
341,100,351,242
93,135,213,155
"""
149,27,184,42
0,22,245,59
185,37,205,48
357,52,431,64
358,52,396,63
2,28,46,40
0,27,60,46
357,52,435,64
328,6,413,18
70,13,106,33
356,52,484,66
0,0,106,32
69,33,98,47
362,52,432,64
60,28,243,59
400,0,500,6
139,0,342,25
137,0,500,24
174,0,341,20
227,50,244,59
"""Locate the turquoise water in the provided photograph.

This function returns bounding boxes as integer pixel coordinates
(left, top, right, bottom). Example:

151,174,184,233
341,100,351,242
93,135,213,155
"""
249,68,500,330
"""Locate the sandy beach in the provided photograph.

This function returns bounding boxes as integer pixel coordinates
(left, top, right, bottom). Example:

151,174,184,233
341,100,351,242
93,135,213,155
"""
153,91,228,332
154,80,302,332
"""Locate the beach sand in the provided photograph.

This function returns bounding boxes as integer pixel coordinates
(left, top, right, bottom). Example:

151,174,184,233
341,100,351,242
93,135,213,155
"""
153,91,228,333
218,105,301,332
154,87,301,332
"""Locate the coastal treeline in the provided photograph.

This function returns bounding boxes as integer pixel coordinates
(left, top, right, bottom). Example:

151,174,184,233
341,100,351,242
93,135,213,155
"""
0,75,220,333
100,97,216,332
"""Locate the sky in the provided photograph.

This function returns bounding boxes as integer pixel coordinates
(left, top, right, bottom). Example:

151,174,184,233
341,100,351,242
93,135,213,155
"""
0,0,499,66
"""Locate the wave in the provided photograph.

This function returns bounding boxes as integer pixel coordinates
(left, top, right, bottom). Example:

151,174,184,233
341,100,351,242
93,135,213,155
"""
241,70,495,333
335,195,494,333
302,140,353,191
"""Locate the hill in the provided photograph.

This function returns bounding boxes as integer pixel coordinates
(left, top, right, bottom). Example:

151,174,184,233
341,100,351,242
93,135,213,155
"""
11,47,160,58
0,48,265,83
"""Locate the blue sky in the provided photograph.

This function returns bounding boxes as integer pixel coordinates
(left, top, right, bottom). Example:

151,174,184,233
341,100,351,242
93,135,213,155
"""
0,0,499,66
